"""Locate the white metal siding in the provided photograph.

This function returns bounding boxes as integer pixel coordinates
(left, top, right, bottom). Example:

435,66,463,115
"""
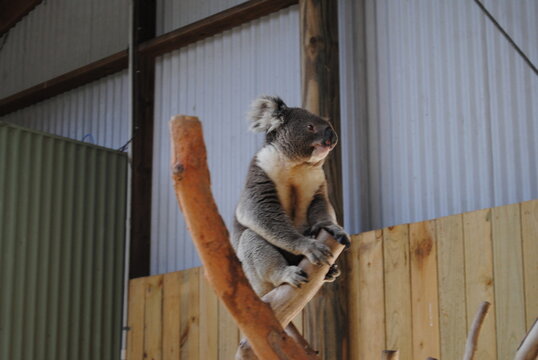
482,0,538,67
152,5,300,274
0,0,128,98
156,0,247,35
0,71,130,150
340,0,538,232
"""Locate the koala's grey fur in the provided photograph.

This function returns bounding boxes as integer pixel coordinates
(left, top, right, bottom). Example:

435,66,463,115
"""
232,95,350,297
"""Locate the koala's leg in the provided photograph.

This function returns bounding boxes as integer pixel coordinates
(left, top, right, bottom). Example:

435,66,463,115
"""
237,229,309,296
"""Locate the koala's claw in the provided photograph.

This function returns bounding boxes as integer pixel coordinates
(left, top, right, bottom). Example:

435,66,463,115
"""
308,222,351,249
281,266,309,288
325,227,351,249
303,227,317,238
324,264,341,282
303,240,333,266
335,232,351,248
303,223,325,238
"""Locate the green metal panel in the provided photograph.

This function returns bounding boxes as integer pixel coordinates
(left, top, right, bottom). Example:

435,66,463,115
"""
0,122,127,360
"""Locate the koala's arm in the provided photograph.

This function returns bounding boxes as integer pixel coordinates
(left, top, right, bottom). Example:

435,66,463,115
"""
306,186,351,247
235,164,332,264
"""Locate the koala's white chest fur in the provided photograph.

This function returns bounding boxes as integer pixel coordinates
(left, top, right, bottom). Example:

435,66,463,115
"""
256,145,325,228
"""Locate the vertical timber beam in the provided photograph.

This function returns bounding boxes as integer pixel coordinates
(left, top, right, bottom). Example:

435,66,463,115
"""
301,0,343,222
300,0,347,359
130,0,156,278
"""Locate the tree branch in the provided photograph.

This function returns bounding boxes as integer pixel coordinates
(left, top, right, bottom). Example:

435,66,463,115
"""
515,318,538,360
463,301,491,360
382,350,399,360
170,115,317,360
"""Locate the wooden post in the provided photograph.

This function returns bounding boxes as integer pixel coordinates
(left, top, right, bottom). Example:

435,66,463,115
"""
300,0,342,221
300,0,347,358
170,115,317,360
130,0,156,278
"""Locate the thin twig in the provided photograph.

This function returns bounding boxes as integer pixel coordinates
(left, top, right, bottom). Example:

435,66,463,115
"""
463,301,491,360
382,350,399,360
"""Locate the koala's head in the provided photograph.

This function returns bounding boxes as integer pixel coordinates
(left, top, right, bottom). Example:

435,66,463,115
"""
248,95,338,164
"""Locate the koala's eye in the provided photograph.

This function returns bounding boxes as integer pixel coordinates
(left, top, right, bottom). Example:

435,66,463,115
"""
307,124,315,132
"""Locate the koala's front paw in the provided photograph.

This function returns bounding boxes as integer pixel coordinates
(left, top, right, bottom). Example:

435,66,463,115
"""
281,266,309,288
307,222,351,248
301,239,333,266
332,228,351,248
324,264,341,282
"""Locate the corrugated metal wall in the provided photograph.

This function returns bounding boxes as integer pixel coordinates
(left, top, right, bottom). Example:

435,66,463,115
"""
152,5,301,274
0,122,127,360
339,0,538,232
482,0,538,66
0,71,130,150
156,0,246,35
0,0,128,98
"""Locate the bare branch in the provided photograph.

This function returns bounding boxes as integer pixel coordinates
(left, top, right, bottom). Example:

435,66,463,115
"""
463,301,491,360
382,350,399,360
515,318,538,360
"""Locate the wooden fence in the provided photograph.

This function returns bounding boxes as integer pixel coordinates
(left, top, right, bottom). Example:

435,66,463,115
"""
126,200,538,359
127,267,306,360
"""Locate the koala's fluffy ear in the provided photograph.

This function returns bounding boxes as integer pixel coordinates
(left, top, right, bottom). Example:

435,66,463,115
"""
248,95,288,133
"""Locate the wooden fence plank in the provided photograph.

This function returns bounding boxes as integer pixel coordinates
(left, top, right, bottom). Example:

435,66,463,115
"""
383,224,413,359
492,204,526,359
437,214,467,360
218,300,239,360
410,220,440,360
180,268,200,360
127,278,146,360
163,272,181,360
199,269,218,360
292,311,304,334
348,234,361,359
463,208,497,359
357,230,385,360
145,275,164,360
521,200,538,330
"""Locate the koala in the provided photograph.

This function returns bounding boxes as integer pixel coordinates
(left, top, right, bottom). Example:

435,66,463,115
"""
232,95,350,297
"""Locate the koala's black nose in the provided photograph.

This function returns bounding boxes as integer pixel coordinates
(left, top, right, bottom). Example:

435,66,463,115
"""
323,126,337,147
